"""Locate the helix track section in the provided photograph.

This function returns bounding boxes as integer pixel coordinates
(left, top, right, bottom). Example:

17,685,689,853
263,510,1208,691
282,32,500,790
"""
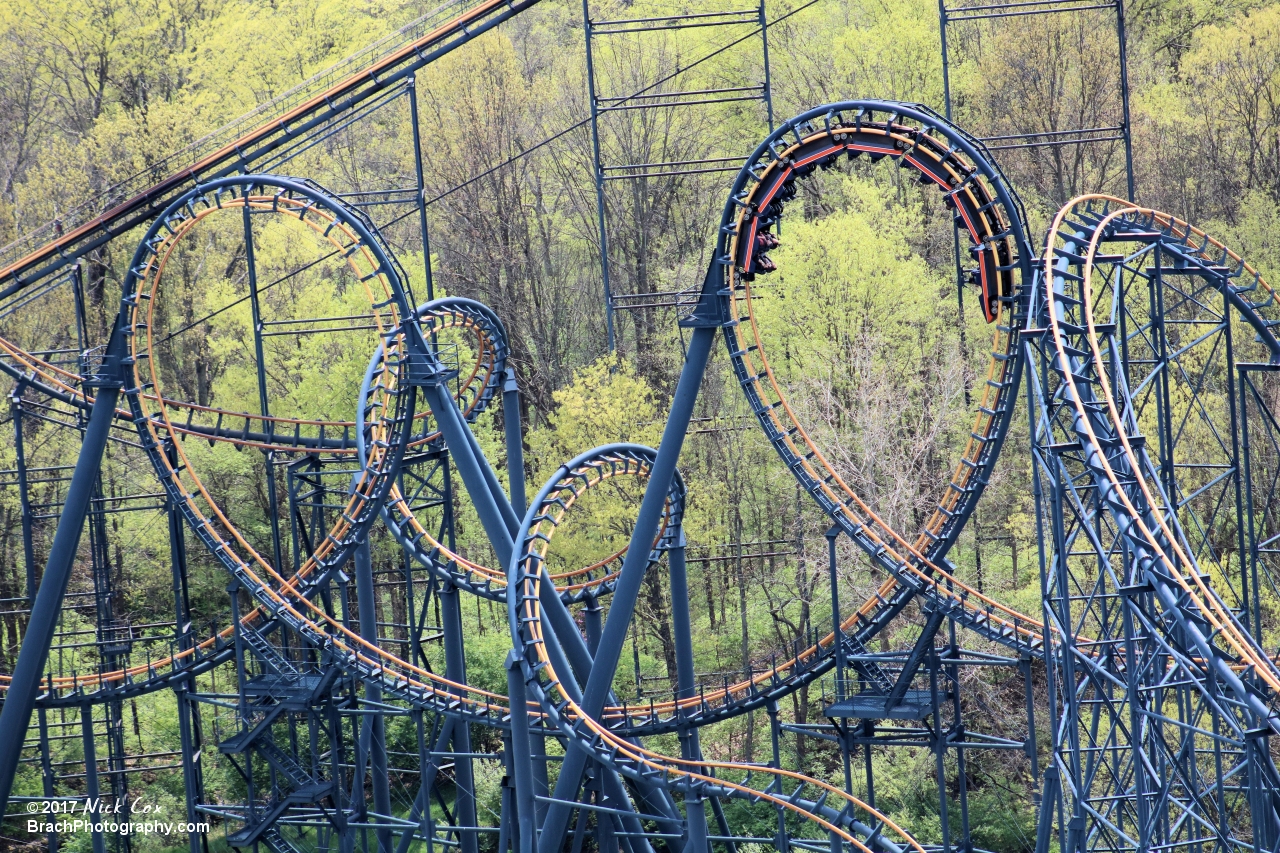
0,204,511,705
1028,194,1280,850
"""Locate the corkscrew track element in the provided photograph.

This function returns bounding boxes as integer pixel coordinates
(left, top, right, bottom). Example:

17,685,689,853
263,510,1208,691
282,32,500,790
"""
508,444,926,853
367,302,682,604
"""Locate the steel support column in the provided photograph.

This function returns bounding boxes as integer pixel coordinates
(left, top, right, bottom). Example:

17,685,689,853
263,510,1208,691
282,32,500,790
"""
0,323,126,815
355,541,394,853
538,325,715,853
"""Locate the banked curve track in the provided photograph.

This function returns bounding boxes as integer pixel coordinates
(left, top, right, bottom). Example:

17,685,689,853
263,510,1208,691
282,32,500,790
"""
1028,194,1280,847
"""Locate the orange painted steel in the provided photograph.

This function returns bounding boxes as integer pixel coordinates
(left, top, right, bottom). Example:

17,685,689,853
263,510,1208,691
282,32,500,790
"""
512,452,928,853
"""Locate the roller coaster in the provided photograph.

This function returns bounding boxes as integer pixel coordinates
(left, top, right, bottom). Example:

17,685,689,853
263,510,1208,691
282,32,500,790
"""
0,1,1277,853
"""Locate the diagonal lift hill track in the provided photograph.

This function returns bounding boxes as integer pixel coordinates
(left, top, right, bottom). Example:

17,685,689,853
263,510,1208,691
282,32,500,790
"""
0,0,543,292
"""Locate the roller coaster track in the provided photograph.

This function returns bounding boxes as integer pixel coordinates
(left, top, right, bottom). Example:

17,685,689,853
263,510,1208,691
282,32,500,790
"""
509,446,928,853
114,204,923,846
1039,197,1280,697
0,0,1276,841
1028,194,1280,849
0,97,1033,850
0,0,545,291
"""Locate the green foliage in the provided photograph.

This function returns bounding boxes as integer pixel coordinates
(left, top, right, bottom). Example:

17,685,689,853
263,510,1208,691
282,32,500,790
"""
2,0,1276,849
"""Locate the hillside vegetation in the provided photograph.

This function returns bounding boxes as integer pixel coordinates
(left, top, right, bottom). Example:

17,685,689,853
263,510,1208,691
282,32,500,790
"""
0,0,1278,850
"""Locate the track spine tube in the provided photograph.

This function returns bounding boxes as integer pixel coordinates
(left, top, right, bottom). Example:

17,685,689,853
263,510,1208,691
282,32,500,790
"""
537,325,715,853
0,320,126,817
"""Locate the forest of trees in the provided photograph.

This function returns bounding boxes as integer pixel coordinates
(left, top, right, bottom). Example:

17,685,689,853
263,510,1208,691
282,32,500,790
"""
0,0,1279,850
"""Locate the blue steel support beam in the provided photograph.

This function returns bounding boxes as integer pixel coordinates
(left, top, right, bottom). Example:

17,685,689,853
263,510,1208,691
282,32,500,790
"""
583,595,603,655
506,652,538,853
538,324,715,853
408,75,432,305
0,321,126,817
241,201,287,576
9,394,35,603
580,0,616,353
168,438,203,853
35,710,56,853
425,381,516,567
419,358,672,845
669,537,710,853
440,580,480,853
460,411,520,535
394,719,457,853
81,706,106,853
504,367,527,516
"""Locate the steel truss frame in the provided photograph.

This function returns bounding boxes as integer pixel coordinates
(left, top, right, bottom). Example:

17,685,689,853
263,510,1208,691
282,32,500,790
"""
582,0,775,349
0,3,1274,853
938,0,1136,199
1026,196,1280,853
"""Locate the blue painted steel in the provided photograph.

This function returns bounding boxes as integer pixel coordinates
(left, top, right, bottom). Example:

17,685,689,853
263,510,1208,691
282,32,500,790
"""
504,367,527,516
0,320,126,816
0,7,1272,842
355,541,394,853
536,327,716,852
